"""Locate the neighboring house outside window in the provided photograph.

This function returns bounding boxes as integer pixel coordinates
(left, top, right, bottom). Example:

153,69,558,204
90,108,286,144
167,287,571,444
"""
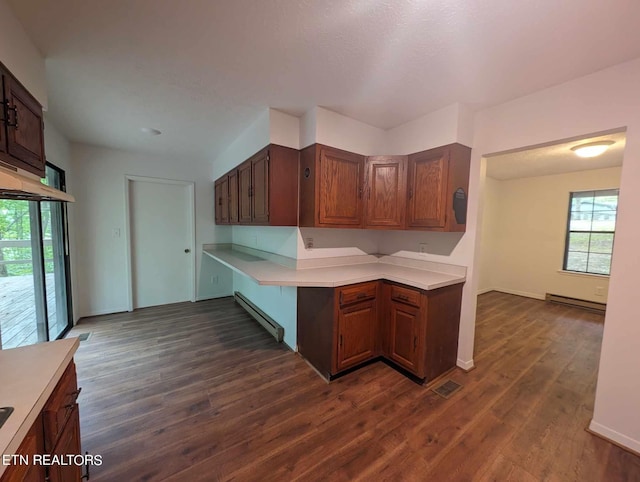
564,189,619,275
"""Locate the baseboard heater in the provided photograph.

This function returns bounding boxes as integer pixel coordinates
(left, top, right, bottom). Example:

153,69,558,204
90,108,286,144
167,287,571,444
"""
234,291,284,342
545,293,606,313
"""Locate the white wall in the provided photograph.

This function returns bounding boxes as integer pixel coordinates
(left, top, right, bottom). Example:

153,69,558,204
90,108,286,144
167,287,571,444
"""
311,106,387,155
43,117,81,323
478,168,621,302
386,103,474,154
0,0,47,108
468,57,640,453
71,144,231,317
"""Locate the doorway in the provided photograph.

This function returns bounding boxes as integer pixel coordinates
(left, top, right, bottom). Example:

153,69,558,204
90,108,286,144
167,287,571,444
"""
126,176,195,310
0,162,73,348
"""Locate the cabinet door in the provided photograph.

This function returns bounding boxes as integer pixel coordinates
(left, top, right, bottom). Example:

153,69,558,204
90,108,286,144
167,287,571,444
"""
364,156,407,228
388,300,423,376
220,176,229,224
0,73,7,158
1,417,46,482
48,405,82,482
336,299,376,372
214,180,223,224
238,161,252,223
407,150,448,228
4,74,45,177
228,170,239,224
251,150,269,224
318,147,364,226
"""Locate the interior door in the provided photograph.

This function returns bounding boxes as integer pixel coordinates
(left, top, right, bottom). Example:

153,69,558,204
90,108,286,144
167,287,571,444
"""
130,179,193,309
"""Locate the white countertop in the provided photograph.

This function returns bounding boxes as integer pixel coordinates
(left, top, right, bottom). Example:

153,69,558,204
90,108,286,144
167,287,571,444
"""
0,338,79,475
203,245,466,291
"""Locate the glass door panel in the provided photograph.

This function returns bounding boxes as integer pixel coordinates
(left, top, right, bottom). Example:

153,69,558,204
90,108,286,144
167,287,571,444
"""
0,199,46,348
0,163,71,349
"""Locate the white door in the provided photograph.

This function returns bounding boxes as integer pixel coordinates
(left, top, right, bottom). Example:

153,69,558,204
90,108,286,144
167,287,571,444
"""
129,178,194,309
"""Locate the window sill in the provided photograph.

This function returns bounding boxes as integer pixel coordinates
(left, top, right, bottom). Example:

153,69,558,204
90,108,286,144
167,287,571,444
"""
557,270,610,279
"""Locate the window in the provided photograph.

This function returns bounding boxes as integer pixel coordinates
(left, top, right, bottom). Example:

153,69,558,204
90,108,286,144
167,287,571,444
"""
563,189,618,275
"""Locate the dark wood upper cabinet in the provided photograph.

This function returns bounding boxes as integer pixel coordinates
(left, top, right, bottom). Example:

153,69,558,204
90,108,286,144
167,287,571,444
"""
251,149,269,224
407,143,471,232
0,63,46,178
299,144,364,228
214,144,298,226
364,155,407,229
237,160,252,224
228,169,239,224
219,176,229,224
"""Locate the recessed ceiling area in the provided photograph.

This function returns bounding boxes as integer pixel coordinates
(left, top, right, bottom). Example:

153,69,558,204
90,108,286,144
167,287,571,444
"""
7,0,640,159
486,131,626,181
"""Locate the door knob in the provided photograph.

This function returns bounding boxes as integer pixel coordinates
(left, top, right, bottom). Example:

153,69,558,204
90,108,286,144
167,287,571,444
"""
184,249,191,253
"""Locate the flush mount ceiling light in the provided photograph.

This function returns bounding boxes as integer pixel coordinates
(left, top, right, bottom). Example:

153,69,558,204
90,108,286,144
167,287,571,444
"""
140,127,162,136
571,140,614,158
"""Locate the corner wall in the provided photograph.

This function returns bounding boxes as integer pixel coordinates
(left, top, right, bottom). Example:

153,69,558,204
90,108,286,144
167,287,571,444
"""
469,57,640,454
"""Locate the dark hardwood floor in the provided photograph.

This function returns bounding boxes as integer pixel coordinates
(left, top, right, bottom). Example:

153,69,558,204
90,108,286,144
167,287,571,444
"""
67,291,640,481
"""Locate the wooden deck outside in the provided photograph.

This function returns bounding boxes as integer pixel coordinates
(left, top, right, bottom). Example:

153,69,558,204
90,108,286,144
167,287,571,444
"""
0,274,58,349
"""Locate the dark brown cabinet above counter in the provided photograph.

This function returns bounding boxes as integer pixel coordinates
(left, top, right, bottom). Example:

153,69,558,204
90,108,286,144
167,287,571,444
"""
0,62,46,178
214,144,299,226
214,141,471,232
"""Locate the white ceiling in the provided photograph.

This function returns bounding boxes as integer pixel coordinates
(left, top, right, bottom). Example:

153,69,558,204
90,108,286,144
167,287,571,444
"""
8,0,640,160
486,131,626,180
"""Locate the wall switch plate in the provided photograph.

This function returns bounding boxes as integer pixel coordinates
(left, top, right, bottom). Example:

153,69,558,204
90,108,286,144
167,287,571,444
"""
305,237,314,249
112,228,121,238
419,243,428,254
211,275,218,285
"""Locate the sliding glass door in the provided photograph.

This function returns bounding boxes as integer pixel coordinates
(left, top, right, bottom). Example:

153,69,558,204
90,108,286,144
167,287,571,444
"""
0,163,72,349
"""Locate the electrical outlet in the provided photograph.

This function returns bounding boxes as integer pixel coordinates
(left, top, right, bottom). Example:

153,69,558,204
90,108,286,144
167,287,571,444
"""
419,243,428,254
595,286,604,296
305,237,314,249
112,228,121,238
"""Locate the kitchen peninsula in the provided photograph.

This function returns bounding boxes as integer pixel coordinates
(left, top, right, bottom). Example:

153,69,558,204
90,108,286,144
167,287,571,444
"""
204,244,465,383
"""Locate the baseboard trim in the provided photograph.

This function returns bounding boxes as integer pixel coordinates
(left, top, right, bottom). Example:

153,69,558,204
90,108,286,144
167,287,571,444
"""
78,307,129,319
588,420,640,456
457,358,475,371
492,288,546,301
477,287,495,295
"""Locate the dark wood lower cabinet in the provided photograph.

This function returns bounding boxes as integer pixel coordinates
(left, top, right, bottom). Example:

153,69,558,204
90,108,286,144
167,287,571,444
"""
0,360,82,482
298,280,463,383
387,299,422,376
336,298,377,372
47,406,82,482
1,417,46,482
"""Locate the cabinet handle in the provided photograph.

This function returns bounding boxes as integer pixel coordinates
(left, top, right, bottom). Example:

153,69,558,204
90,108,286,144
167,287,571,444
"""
6,104,18,128
218,197,222,206
339,292,344,305
82,451,91,480
408,188,413,199
356,293,366,299
413,336,417,351
397,294,409,301
358,187,363,199
339,334,343,347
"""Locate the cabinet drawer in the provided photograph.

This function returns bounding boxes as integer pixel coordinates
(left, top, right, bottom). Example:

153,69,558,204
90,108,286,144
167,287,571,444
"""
338,282,377,306
43,361,80,452
390,285,421,307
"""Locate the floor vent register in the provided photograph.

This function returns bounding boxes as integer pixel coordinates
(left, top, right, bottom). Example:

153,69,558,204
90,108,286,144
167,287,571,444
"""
432,379,462,399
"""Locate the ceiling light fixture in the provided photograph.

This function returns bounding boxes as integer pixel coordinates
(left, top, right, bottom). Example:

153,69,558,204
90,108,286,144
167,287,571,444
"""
571,140,614,158
140,127,162,136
